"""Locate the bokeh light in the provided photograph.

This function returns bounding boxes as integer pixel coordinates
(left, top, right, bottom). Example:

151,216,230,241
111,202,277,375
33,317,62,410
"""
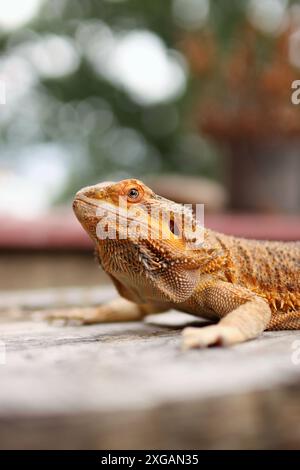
0,0,43,30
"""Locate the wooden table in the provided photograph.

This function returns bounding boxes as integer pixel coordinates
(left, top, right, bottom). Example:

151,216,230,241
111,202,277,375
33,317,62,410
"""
0,286,300,449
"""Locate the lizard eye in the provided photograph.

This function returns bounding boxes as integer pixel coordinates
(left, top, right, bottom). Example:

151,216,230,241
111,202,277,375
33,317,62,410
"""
127,188,139,200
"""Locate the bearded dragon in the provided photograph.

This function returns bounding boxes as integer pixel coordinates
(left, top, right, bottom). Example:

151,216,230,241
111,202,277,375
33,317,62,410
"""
49,179,300,349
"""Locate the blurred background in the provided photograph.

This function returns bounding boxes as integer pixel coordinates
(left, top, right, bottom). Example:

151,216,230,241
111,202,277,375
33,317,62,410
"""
0,0,300,291
0,1,300,452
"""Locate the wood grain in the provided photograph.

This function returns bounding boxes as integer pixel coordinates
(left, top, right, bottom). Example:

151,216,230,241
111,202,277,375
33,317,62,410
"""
0,287,299,449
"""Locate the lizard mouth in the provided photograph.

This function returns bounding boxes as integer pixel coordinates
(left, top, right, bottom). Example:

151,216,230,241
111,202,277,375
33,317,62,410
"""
73,194,157,241
73,195,100,210
73,195,150,235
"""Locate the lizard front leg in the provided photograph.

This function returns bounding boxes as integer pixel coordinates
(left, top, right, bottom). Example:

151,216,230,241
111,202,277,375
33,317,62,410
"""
43,298,167,325
43,272,168,325
182,282,272,349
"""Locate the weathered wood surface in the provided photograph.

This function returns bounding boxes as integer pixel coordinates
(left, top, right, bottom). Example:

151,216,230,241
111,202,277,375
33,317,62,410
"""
0,287,300,449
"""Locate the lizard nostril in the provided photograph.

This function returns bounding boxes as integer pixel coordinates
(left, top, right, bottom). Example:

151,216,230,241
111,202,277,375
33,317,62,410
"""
81,189,101,199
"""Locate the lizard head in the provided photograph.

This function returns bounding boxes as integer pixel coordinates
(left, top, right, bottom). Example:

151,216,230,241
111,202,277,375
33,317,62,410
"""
73,178,203,249
73,179,148,242
73,179,222,303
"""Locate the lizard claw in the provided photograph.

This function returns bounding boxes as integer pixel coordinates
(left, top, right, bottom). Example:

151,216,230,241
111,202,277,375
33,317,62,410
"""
181,325,244,350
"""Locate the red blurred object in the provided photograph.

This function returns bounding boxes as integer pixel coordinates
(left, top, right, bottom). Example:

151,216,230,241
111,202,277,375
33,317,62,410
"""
0,212,299,250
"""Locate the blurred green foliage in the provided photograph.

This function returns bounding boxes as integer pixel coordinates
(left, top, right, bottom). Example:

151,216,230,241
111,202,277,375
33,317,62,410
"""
0,0,224,201
0,0,297,202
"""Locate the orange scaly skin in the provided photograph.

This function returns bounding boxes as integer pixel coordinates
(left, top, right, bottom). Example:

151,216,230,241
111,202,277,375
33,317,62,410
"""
49,179,300,349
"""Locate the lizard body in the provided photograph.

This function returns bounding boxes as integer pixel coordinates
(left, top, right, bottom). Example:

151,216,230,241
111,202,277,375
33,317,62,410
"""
52,179,300,349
